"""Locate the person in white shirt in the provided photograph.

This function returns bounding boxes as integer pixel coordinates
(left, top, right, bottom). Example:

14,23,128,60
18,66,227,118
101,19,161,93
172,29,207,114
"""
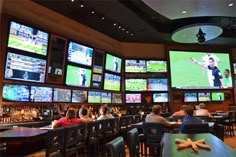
195,103,212,117
202,53,220,86
97,106,114,120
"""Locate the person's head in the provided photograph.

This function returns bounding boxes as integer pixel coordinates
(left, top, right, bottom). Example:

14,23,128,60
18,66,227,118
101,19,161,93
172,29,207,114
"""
208,57,215,67
184,106,194,116
180,105,187,111
152,105,161,115
199,103,205,109
81,108,88,117
100,106,108,115
66,108,76,119
224,69,230,78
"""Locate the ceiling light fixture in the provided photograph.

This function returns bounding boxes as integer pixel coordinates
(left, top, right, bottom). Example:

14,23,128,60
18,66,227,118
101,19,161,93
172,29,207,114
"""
126,31,129,33
91,10,95,14
119,26,121,29
131,33,134,36
196,28,206,44
182,10,187,14
228,3,234,6
122,28,125,31
80,1,84,7
113,23,116,26
101,16,105,20
71,0,74,2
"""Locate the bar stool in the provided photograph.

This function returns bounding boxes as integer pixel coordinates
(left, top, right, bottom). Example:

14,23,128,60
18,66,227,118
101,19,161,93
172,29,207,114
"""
63,125,79,157
127,128,140,157
76,123,86,157
86,121,100,156
106,137,126,157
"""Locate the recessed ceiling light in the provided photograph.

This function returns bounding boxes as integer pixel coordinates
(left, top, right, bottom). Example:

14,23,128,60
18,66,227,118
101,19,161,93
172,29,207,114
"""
71,0,74,2
91,10,95,14
228,3,233,6
126,31,129,33
101,16,105,20
119,26,121,29
113,23,116,26
131,33,133,36
122,28,125,31
80,4,84,7
182,10,187,14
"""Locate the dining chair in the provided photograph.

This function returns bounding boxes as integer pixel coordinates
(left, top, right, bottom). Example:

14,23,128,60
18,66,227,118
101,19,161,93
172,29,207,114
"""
127,128,140,157
182,123,209,134
106,136,126,157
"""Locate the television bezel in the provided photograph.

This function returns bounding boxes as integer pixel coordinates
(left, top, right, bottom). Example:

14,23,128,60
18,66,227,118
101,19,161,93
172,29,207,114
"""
53,88,71,103
2,83,30,102
7,20,50,56
30,85,53,102
67,40,94,67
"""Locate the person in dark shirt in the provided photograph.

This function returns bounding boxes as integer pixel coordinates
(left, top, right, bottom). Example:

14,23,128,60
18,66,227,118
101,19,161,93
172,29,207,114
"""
190,57,224,88
180,106,202,133
81,70,87,86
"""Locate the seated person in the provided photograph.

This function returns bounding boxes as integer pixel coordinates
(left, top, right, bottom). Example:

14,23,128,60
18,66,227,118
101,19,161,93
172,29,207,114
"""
53,108,83,128
97,106,114,120
145,105,171,127
78,104,87,118
170,105,187,117
195,103,212,117
80,108,92,122
180,106,202,133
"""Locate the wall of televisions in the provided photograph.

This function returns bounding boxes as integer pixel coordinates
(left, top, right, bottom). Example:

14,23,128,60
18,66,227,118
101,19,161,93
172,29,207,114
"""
1,20,236,107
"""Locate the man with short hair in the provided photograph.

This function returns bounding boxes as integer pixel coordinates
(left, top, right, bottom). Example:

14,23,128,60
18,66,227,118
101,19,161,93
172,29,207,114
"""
195,103,212,117
180,106,202,133
145,105,171,127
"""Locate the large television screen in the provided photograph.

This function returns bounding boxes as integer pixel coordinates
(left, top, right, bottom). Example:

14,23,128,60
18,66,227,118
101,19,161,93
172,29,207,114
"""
169,51,232,89
147,78,168,91
125,79,147,91
233,63,236,74
153,93,168,103
104,73,121,91
146,60,167,72
93,50,104,74
53,88,71,102
8,21,49,56
125,60,146,73
88,91,101,103
198,92,211,102
211,92,224,101
105,53,122,73
65,65,92,88
2,84,30,101
72,90,87,103
67,41,93,66
101,92,112,103
5,52,46,83
184,93,198,102
30,86,52,102
125,93,141,103
112,93,122,104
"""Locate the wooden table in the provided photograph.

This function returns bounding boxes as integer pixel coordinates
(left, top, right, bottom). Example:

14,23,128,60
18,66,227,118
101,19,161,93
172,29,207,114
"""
161,133,236,157
0,127,47,156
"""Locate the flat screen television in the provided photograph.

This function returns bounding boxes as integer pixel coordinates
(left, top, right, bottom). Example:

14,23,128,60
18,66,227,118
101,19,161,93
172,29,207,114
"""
93,65,103,74
112,93,122,104
101,92,112,103
93,50,104,74
184,93,198,102
105,53,122,73
72,90,87,103
88,91,101,103
233,63,236,74
153,93,168,103
4,52,47,83
125,93,141,103
2,84,30,101
30,86,52,102
211,92,224,101
125,79,147,91
92,74,102,82
103,73,121,91
67,41,93,66
146,60,167,72
7,21,49,56
53,88,71,102
198,92,211,102
125,59,146,73
169,51,232,89
147,78,168,91
65,65,92,88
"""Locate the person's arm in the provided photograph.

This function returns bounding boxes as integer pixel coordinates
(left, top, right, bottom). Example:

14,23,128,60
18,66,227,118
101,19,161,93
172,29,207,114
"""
53,119,62,128
190,58,207,68
162,117,171,127
220,78,224,88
